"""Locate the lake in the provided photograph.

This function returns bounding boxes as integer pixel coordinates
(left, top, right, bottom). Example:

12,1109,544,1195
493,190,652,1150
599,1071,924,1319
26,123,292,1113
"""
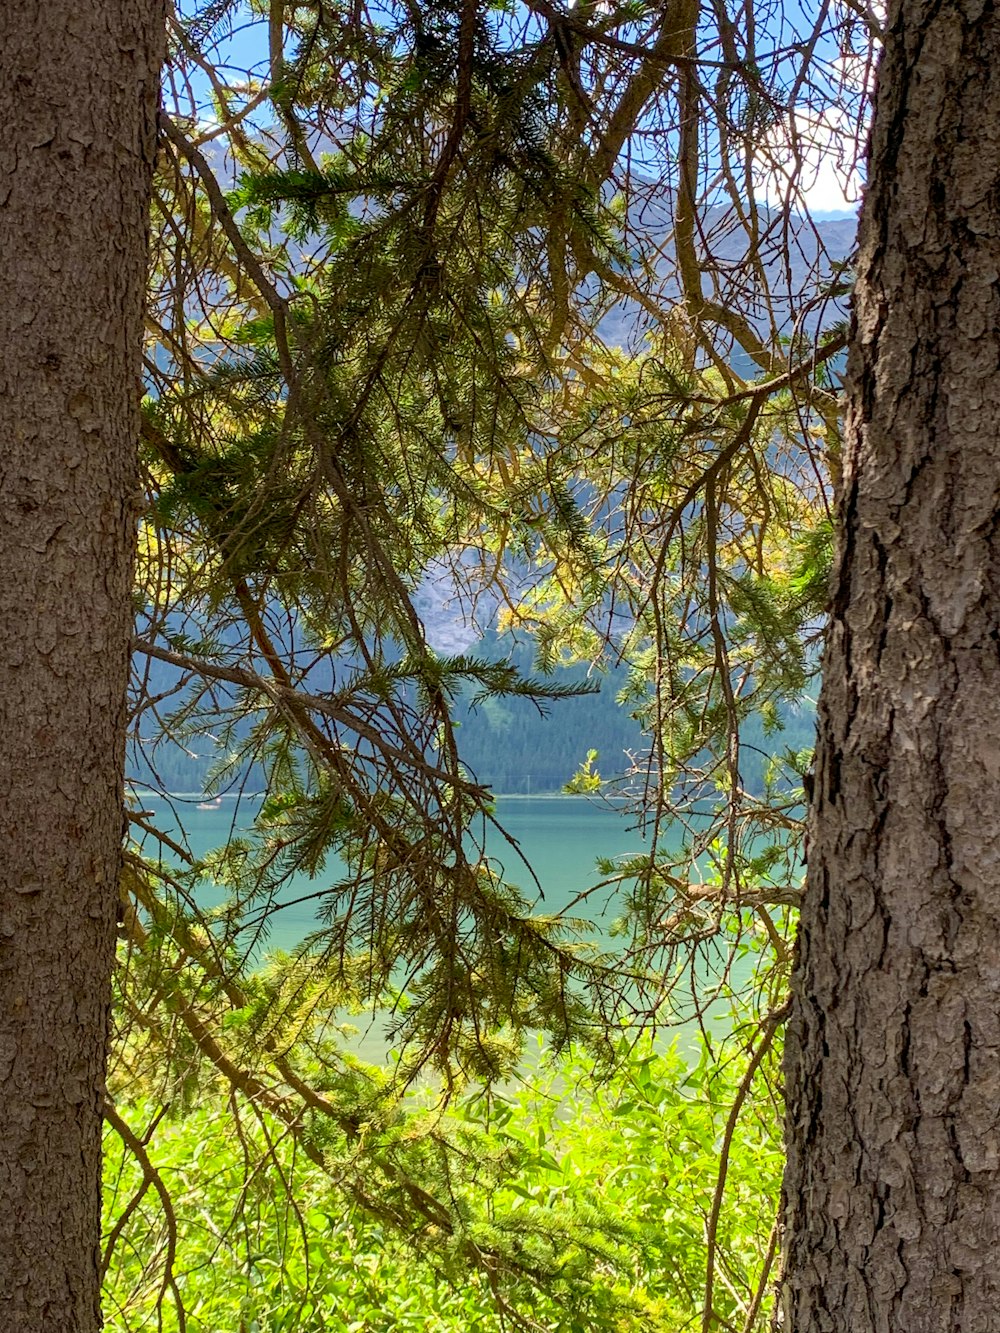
131,793,664,953
130,792,760,1057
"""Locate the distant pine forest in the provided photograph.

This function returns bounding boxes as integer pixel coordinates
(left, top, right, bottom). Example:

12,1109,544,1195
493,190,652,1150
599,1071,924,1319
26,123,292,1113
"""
130,628,816,798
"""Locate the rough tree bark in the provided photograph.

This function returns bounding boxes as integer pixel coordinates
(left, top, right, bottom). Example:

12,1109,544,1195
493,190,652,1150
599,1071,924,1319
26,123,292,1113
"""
0,5,163,1330
782,2,1000,1330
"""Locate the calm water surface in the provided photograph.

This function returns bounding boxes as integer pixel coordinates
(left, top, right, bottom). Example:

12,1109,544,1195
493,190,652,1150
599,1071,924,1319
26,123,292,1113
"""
132,794,663,954
131,794,751,1059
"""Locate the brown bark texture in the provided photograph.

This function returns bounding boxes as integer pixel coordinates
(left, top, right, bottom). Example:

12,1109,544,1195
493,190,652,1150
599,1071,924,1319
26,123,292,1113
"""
782,2,1000,1330
0,5,162,1330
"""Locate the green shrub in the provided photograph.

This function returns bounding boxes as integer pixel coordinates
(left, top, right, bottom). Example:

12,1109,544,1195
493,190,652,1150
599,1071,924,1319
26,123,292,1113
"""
103,1032,781,1331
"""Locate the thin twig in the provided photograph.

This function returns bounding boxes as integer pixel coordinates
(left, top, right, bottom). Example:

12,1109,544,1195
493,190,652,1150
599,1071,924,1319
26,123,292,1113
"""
702,1003,787,1333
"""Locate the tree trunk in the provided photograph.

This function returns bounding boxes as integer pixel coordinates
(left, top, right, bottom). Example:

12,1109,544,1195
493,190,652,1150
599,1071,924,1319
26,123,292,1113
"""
0,5,162,1329
782,3,1000,1329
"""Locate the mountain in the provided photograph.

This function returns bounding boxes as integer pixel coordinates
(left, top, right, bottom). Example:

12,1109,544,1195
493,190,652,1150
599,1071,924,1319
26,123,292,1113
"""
129,623,816,798
598,201,854,349
133,203,840,797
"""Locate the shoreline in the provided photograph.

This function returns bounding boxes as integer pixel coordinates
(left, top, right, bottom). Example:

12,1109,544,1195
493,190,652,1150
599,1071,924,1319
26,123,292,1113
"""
133,789,627,804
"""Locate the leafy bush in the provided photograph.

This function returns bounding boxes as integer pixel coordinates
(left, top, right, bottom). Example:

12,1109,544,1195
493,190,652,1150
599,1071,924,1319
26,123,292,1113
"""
103,1031,782,1331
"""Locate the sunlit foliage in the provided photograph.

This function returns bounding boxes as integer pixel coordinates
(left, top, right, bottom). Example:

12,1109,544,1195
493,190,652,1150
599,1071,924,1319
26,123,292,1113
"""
114,0,872,1324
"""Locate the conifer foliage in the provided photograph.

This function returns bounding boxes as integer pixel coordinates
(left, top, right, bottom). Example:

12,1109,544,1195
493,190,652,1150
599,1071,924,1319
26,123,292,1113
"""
113,0,872,1325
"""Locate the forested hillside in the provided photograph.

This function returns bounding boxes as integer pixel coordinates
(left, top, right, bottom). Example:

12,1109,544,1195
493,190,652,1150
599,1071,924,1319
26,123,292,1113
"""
131,624,816,796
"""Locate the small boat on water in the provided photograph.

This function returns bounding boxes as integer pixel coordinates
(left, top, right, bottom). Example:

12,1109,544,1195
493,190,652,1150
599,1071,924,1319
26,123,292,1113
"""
196,796,223,811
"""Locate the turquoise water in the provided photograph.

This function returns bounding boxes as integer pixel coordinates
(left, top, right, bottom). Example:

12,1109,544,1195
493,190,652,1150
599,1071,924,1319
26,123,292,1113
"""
130,793,661,954
130,793,763,1060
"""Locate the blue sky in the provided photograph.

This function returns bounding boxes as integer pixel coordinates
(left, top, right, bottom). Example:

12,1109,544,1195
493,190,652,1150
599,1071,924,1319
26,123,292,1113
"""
168,0,866,217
